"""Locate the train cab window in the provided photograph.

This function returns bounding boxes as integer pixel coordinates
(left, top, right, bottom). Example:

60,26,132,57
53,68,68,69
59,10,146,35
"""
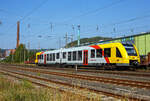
56,53,59,59
104,48,111,57
78,51,82,61
91,49,95,58
50,54,52,61
53,53,55,61
68,52,71,61
37,55,40,59
63,52,66,59
73,51,77,61
116,48,122,57
96,49,102,58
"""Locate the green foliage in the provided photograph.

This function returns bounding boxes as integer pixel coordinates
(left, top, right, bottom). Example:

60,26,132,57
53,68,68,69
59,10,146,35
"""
0,76,51,101
3,44,37,63
21,79,34,89
67,36,112,47
14,44,27,62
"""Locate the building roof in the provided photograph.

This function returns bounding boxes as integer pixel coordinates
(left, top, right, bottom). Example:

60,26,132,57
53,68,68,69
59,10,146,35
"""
112,32,150,40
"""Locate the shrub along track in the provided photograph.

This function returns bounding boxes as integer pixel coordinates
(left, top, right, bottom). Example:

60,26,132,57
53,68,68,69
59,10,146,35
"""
0,64,150,100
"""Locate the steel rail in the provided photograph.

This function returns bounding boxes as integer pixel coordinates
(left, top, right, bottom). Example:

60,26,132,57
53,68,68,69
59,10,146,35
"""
0,68,146,101
8,66,150,89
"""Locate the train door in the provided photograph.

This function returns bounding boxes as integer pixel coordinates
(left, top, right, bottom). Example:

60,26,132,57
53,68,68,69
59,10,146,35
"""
83,50,88,65
44,54,46,64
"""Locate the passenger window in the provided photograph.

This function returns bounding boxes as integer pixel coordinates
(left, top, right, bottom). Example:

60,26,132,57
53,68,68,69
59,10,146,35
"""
37,55,39,59
68,52,71,61
78,51,82,61
116,48,122,57
63,52,66,59
96,49,102,58
40,55,41,59
91,49,95,58
41,55,43,59
104,48,111,57
56,53,59,59
73,51,77,61
50,54,52,61
49,54,50,60
53,53,55,61
47,54,49,61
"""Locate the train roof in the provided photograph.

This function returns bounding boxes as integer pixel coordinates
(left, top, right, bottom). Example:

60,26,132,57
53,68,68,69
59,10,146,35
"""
38,41,134,54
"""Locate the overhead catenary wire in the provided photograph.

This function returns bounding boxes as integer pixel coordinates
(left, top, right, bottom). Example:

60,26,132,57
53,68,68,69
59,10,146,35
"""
81,24,150,37
59,0,124,24
4,0,49,34
30,11,150,38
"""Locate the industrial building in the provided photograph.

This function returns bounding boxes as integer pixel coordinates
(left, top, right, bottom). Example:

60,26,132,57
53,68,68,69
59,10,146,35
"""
109,32,150,56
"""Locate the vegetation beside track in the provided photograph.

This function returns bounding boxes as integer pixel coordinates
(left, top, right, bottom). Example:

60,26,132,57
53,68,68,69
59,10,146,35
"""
0,73,102,101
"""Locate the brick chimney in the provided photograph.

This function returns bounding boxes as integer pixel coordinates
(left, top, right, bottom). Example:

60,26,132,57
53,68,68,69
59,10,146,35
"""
16,21,20,48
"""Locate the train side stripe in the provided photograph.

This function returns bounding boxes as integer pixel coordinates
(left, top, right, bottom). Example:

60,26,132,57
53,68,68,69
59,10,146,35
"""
105,57,110,63
89,45,101,49
89,45,110,64
40,52,44,55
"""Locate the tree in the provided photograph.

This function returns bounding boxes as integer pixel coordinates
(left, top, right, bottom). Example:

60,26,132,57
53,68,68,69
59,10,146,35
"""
13,44,28,63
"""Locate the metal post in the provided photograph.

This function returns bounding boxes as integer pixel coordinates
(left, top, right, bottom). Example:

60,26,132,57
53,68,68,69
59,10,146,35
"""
59,37,61,49
28,42,30,61
12,54,13,63
75,65,78,71
77,25,80,46
64,32,68,48
24,49,25,62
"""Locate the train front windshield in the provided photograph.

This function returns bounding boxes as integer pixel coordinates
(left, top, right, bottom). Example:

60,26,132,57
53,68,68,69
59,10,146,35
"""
122,43,137,56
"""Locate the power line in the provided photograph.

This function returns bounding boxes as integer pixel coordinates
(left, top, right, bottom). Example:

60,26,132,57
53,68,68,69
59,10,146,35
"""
31,12,150,36
20,0,49,22
5,0,49,34
61,0,124,24
81,24,150,37
103,13,150,27
25,0,124,37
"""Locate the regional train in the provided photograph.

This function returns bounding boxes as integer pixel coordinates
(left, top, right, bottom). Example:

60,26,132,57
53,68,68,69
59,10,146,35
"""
35,42,140,68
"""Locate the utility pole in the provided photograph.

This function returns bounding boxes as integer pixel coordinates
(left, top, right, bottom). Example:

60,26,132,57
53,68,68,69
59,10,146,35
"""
38,41,40,49
28,41,30,61
77,25,80,46
131,29,134,35
24,49,25,62
70,34,73,42
96,25,99,31
59,37,61,49
50,22,53,32
64,32,68,48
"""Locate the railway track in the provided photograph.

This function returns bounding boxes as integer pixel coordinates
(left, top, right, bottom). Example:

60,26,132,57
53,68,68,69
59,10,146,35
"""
6,63,150,77
0,64,150,100
0,67,147,101
4,65,150,89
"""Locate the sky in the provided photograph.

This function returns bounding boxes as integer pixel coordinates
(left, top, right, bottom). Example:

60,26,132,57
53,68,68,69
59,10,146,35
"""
0,0,150,49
